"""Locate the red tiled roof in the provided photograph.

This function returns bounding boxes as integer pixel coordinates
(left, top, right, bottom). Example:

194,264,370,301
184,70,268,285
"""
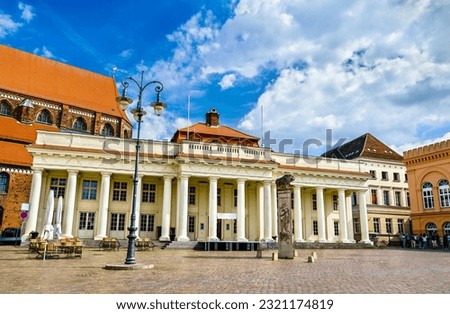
0,141,33,167
178,123,259,139
0,44,128,122
0,116,58,144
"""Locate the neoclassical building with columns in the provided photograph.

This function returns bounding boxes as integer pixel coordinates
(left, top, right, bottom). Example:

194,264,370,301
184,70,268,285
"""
22,109,373,246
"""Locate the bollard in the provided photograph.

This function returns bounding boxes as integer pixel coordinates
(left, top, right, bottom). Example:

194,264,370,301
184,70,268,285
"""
307,255,315,263
294,250,298,257
256,250,263,258
272,252,278,261
311,251,317,260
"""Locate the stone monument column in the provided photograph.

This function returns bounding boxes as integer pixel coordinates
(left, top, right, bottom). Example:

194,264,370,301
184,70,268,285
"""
276,174,295,259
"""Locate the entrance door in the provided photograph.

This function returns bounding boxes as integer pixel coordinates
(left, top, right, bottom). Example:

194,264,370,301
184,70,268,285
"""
109,213,126,239
188,216,196,240
139,214,155,239
217,220,222,240
78,212,95,238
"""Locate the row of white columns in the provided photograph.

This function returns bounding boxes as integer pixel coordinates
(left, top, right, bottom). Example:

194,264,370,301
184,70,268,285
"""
23,169,371,244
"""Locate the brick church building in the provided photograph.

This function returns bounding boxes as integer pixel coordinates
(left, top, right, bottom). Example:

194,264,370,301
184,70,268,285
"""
0,44,131,232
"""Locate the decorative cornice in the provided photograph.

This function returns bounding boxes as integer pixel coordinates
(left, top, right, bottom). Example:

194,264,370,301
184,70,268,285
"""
0,166,33,174
69,108,95,118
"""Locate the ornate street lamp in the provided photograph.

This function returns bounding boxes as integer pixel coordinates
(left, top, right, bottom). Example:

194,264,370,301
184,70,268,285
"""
116,71,167,265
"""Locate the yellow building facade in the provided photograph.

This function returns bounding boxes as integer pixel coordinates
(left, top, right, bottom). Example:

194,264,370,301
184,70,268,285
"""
403,139,450,238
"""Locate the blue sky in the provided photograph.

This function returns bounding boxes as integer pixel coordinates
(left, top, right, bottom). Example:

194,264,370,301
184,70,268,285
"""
1,0,450,156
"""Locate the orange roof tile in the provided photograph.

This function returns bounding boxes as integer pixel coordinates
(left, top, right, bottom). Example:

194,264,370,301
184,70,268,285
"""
0,44,128,122
0,116,58,144
0,141,33,167
179,123,258,139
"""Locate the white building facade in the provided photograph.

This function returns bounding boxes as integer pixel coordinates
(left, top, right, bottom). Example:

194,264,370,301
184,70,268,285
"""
23,131,372,245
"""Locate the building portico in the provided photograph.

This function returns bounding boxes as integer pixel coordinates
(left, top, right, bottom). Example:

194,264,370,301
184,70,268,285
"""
22,129,372,246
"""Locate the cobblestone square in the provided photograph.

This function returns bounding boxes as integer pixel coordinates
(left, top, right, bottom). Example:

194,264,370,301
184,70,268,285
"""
0,246,449,294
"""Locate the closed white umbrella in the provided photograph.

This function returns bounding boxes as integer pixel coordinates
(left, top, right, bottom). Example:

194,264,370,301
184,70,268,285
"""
41,190,55,241
54,196,63,240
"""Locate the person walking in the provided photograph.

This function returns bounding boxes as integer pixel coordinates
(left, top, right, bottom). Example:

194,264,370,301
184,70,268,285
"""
422,233,428,249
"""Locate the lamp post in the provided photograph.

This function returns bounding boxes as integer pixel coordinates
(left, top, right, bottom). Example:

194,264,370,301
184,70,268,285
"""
116,71,167,265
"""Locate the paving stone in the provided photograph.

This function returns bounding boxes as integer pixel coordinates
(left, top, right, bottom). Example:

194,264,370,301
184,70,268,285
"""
0,246,449,294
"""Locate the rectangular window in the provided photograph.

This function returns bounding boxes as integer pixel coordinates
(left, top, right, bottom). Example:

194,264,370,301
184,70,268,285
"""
50,178,66,198
78,212,95,230
354,218,360,234
313,220,318,235
233,219,237,234
381,171,389,180
369,170,376,179
189,186,196,205
395,191,401,206
334,221,339,236
352,193,358,206
140,214,155,232
407,192,410,207
386,218,392,234
312,194,317,210
333,195,338,211
0,173,8,193
142,183,156,203
112,181,127,201
188,216,195,233
393,172,400,182
110,213,125,231
234,189,238,207
397,219,404,234
383,190,390,206
371,189,378,205
82,180,97,200
373,218,380,233
217,188,221,206
405,173,408,182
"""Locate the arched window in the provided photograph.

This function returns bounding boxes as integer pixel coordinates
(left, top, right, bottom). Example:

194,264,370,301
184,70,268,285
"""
0,172,9,193
101,123,114,137
444,222,450,236
36,109,52,125
426,222,437,236
438,179,450,208
73,117,87,132
0,101,12,116
422,182,434,209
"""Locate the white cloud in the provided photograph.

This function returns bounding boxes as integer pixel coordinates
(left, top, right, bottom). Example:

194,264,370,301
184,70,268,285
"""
135,0,450,153
218,74,236,90
119,49,133,58
18,2,35,23
33,46,55,59
0,13,22,38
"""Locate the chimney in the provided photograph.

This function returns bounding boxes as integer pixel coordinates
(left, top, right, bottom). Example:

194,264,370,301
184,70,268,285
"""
205,108,220,127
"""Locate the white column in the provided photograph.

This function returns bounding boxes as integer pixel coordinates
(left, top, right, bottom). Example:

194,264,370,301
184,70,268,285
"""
271,182,278,238
237,178,247,241
62,170,78,238
316,187,327,242
293,185,304,242
95,172,111,240
359,190,372,244
257,183,264,240
160,176,173,241
23,168,43,240
134,175,143,238
377,189,383,206
338,189,349,243
401,189,407,207
346,193,355,242
389,188,394,206
263,180,273,241
177,175,190,241
208,177,219,241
